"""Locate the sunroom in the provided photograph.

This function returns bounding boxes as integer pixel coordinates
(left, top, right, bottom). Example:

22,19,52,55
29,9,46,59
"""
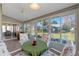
0,3,79,56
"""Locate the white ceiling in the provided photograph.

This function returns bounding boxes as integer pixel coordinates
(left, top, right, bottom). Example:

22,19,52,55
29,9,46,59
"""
2,3,76,22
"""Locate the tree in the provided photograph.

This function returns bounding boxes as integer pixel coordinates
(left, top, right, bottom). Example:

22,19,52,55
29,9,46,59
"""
62,21,71,32
52,20,58,24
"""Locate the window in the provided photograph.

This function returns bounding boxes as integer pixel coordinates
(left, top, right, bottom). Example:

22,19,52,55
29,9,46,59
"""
36,19,49,42
36,20,43,39
61,14,75,42
50,17,61,39
2,25,13,33
6,25,13,32
42,20,49,42
2,25,6,32
26,24,31,33
20,24,30,33
49,14,75,42
2,24,20,38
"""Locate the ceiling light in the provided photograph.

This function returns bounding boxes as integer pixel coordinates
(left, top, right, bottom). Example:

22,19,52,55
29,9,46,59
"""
30,3,40,10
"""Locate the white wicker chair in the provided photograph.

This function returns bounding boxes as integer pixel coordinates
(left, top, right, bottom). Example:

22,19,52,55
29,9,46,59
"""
19,33,29,45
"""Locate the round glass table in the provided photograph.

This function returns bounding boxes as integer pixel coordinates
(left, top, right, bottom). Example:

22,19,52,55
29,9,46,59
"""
22,39,48,56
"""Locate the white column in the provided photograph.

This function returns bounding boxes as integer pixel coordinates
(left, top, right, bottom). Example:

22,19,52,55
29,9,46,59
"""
0,4,2,41
75,5,79,56
0,4,10,56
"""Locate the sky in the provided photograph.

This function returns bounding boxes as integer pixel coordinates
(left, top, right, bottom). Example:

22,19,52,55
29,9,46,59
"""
50,16,64,24
36,14,75,27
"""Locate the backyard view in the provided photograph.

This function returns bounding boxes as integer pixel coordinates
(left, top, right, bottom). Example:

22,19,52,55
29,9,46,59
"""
0,3,77,56
23,14,75,42
36,19,49,42
50,15,75,42
36,14,75,42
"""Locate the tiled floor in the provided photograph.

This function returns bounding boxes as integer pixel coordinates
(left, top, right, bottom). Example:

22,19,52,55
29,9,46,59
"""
14,51,27,56
3,36,17,41
4,39,21,52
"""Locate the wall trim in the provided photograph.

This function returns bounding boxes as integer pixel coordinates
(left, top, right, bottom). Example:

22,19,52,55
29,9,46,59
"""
2,15,23,23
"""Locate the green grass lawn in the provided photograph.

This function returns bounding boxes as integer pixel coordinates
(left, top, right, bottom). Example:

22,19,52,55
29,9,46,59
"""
51,32,75,41
37,32,75,42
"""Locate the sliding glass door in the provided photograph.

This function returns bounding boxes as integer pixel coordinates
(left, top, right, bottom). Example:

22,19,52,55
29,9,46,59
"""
2,24,20,39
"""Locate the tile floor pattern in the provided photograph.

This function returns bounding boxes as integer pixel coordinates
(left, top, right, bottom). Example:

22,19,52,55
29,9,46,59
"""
4,39,21,52
14,51,27,56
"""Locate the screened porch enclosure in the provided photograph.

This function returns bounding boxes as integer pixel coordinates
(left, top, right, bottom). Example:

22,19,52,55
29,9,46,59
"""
21,14,76,43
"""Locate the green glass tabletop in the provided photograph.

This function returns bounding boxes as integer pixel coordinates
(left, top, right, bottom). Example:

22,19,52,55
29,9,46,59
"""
22,39,48,56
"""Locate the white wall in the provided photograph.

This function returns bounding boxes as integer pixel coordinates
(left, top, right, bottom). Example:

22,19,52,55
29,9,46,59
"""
75,5,79,56
2,15,22,25
0,5,11,56
0,5,2,40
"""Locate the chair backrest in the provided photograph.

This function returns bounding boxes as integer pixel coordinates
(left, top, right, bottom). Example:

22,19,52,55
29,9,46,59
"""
61,41,76,56
43,34,49,42
48,41,66,56
19,33,29,45
48,48,61,56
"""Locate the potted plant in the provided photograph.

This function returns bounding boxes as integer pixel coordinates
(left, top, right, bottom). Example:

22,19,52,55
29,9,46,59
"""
32,39,36,46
